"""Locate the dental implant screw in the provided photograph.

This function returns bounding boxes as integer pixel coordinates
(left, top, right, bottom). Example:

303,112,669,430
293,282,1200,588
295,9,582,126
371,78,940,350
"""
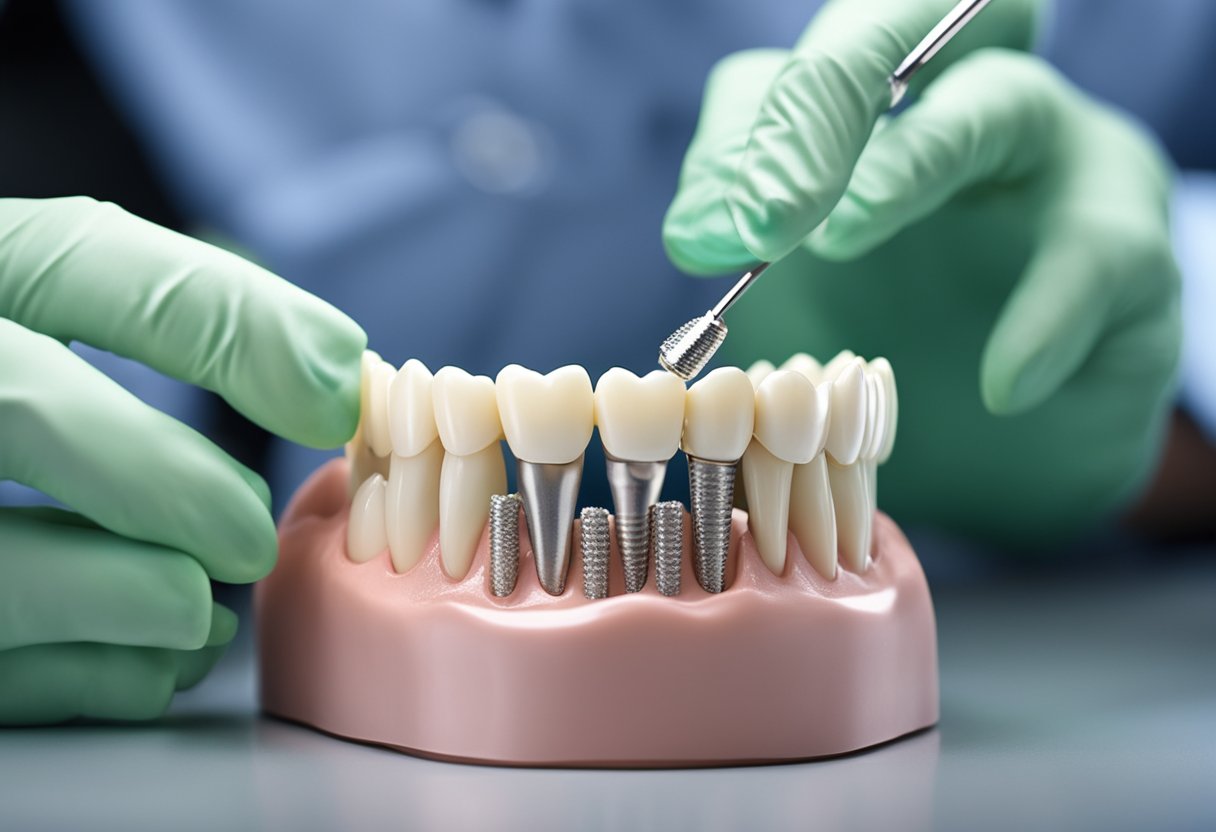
688,457,736,593
580,507,610,600
651,501,684,597
489,493,521,597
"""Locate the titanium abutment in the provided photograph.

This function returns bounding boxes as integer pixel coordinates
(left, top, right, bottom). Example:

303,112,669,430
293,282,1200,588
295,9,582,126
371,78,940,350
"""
517,455,584,596
604,454,666,593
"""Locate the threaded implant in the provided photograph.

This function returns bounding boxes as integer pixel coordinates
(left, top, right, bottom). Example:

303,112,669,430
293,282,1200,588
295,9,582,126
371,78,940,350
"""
651,501,684,597
489,493,521,597
688,457,736,593
580,506,610,600
615,512,650,594
658,314,728,381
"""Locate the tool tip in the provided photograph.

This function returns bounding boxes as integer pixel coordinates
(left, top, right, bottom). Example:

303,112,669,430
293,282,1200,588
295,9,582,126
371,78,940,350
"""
658,313,727,382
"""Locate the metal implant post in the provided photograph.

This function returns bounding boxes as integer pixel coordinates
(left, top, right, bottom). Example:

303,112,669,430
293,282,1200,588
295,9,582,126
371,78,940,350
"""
517,456,584,596
687,457,736,593
605,455,665,593
580,507,610,599
651,501,684,597
489,493,521,597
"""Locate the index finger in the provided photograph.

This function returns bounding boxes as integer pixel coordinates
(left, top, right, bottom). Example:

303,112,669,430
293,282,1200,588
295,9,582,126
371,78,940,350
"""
0,197,365,448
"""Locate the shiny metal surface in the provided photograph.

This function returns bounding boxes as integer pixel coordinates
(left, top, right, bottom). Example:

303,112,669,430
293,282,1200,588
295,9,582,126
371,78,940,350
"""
604,455,668,592
579,506,610,599
657,312,728,382
517,456,584,596
889,0,995,106
651,501,684,597
488,493,521,597
687,456,737,593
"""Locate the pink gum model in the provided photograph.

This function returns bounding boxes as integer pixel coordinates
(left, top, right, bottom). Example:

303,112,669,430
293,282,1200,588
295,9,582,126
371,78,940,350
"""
257,458,938,767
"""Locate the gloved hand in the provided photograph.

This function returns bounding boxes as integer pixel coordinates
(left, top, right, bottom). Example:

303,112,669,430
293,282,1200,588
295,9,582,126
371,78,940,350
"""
664,0,1181,546
0,197,365,723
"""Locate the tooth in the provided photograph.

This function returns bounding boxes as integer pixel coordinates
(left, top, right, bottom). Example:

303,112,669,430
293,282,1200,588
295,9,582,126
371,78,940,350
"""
682,366,754,592
862,358,897,559
784,357,837,579
347,473,388,562
824,357,877,573
742,370,827,575
870,358,898,465
345,420,388,498
821,349,857,383
432,367,507,579
594,368,685,592
497,365,594,595
745,359,775,388
360,351,396,458
389,359,440,457
383,360,444,572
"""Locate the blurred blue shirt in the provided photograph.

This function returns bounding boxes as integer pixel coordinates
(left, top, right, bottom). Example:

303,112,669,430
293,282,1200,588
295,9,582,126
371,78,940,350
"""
37,0,1216,507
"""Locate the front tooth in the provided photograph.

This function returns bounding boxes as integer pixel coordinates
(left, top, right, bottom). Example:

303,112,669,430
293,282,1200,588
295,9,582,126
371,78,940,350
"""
347,473,388,562
384,360,443,572
683,367,754,592
824,357,867,466
784,356,838,579
825,357,879,573
743,370,827,575
594,368,685,592
745,359,775,388
360,351,396,458
432,367,506,579
497,365,594,595
870,358,898,465
781,352,822,385
389,359,439,457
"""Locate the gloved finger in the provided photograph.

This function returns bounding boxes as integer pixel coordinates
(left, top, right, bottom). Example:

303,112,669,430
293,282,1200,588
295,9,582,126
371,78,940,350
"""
980,222,1180,415
808,50,1061,260
0,507,215,651
663,49,791,275
0,321,276,583
726,0,1039,263
0,643,177,725
0,197,365,448
173,603,239,691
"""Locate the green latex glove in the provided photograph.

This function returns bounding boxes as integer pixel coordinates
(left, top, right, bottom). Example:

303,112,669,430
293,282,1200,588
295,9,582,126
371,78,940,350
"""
664,0,1181,547
0,197,365,724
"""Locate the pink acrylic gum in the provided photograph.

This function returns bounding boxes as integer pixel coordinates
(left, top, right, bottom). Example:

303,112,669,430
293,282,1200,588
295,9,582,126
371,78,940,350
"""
257,458,939,767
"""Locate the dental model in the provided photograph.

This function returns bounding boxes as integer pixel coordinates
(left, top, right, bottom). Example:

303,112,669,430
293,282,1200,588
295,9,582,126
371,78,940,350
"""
682,367,755,593
497,365,595,596
260,349,935,768
432,367,508,580
594,369,686,592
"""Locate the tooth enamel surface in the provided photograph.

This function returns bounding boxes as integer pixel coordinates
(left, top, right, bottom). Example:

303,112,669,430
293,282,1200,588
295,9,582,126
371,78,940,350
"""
821,349,857,383
870,357,898,464
862,367,888,463
496,364,594,464
389,359,439,458
790,455,837,579
753,370,826,464
745,359,775,389
824,358,867,466
741,439,793,575
594,368,686,462
829,460,871,573
781,352,823,385
439,442,507,579
681,367,755,462
361,352,396,458
432,367,503,456
385,439,443,573
345,420,389,497
347,473,388,563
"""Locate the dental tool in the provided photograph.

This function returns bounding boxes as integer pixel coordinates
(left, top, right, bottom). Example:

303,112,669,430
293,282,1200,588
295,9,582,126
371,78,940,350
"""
651,501,684,597
580,506,610,599
489,493,521,597
657,0,995,383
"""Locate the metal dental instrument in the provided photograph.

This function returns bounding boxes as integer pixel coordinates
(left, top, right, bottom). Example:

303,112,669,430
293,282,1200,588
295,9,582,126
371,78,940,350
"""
489,493,522,597
518,454,584,596
651,501,684,597
580,506,610,599
604,455,665,593
658,0,995,382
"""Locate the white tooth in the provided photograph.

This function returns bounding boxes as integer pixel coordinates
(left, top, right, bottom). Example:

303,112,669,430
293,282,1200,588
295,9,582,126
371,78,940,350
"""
389,359,439,458
828,459,870,572
745,359,775,389
432,367,507,580
438,442,507,580
681,367,755,462
345,421,388,498
594,368,685,462
385,439,443,573
745,371,829,574
821,349,857,383
360,351,396,458
780,352,823,385
782,355,839,579
870,357,898,464
497,365,594,464
824,357,867,466
432,367,503,456
347,473,388,563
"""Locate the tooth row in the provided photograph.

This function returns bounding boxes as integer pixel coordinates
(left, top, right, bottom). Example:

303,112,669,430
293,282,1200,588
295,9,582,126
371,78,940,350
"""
345,349,896,594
